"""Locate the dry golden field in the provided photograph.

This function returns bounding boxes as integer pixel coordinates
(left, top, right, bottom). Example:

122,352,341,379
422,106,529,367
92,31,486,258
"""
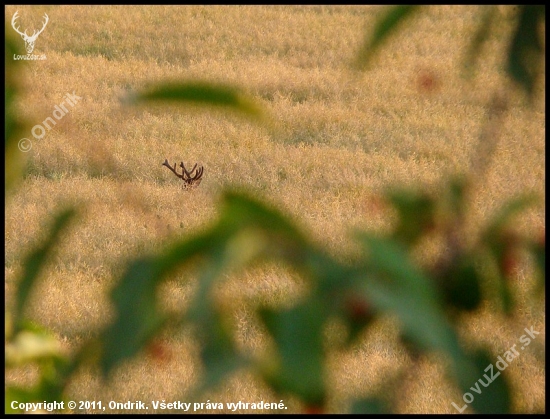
5,5,544,413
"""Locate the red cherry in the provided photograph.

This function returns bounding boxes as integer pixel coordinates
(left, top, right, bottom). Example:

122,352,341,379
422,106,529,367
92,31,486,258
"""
416,69,441,93
501,247,519,278
364,194,387,215
146,340,172,364
346,295,372,321
304,405,324,414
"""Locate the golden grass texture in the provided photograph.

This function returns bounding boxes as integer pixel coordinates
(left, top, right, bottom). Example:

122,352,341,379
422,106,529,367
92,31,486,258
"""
5,5,544,413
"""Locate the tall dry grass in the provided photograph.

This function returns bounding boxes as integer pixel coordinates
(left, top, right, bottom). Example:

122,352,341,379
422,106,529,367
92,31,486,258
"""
5,5,544,413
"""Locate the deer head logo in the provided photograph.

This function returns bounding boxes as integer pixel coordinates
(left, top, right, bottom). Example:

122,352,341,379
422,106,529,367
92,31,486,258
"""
11,11,49,54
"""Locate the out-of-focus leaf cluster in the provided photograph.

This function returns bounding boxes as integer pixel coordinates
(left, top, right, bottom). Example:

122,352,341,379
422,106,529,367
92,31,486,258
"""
93,174,542,413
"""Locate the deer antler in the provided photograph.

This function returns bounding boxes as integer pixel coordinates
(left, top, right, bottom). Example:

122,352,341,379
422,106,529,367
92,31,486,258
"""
180,162,203,187
162,159,203,188
162,159,184,179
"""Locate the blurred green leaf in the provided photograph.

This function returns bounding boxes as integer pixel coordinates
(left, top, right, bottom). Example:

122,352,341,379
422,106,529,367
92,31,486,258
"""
99,190,312,379
439,256,482,312
221,191,308,243
5,386,45,413
191,296,249,397
463,6,497,79
446,176,468,221
355,5,421,69
531,234,545,293
482,195,537,241
468,349,512,413
355,234,479,392
13,208,77,334
351,396,389,414
356,234,447,349
339,289,377,346
100,257,168,377
158,228,225,273
6,342,75,412
499,272,514,315
5,326,62,367
507,5,545,100
386,188,435,246
479,252,514,316
185,245,249,395
259,298,327,406
219,190,312,268
480,195,538,315
128,81,264,119
5,31,27,194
